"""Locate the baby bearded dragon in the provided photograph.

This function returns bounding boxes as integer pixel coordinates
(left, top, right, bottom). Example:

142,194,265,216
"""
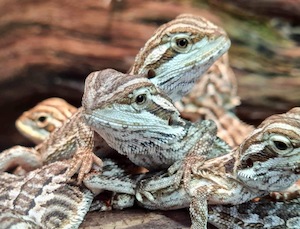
82,69,230,170
15,14,230,146
82,107,300,228
16,97,77,144
131,107,300,228
0,160,93,229
0,108,103,183
129,14,230,102
3,14,230,180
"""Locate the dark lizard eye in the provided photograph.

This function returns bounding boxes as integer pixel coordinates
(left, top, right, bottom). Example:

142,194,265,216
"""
135,94,147,105
38,116,47,123
273,141,288,151
171,35,192,53
176,38,189,48
269,135,293,154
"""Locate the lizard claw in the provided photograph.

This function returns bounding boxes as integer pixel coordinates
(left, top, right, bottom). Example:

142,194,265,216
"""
136,190,155,203
67,150,103,184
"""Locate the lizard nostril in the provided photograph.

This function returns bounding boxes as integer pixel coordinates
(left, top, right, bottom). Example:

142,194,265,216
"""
147,69,156,79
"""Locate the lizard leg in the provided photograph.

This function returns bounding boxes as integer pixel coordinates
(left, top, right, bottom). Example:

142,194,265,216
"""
84,171,137,196
189,188,209,229
67,148,103,184
136,172,177,203
0,145,42,172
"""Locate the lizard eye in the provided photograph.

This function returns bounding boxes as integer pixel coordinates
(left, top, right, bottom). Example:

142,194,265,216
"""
135,94,147,105
269,135,293,154
176,38,189,48
171,35,192,53
274,141,288,150
37,116,47,123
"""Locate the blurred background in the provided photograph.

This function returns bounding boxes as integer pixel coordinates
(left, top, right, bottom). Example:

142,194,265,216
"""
0,0,299,150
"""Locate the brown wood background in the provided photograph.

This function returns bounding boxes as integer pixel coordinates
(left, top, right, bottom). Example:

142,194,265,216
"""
0,0,299,227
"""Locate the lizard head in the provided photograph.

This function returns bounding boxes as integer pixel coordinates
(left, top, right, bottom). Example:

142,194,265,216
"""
129,14,231,102
15,98,77,144
83,69,207,169
235,107,300,192
82,69,188,156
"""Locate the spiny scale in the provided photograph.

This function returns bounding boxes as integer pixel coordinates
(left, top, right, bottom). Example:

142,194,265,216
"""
82,108,300,228
15,14,234,149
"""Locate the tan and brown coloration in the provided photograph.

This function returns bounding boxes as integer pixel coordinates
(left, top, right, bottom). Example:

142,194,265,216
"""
0,161,93,229
15,14,232,149
1,108,103,183
176,52,254,148
83,69,230,171
130,14,230,102
3,14,230,182
16,98,77,144
132,107,300,228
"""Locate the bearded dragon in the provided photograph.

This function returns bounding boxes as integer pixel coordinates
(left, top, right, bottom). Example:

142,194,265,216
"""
82,69,230,171
83,107,300,228
1,14,230,182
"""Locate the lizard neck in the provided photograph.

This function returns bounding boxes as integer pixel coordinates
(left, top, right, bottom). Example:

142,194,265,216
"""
95,119,210,170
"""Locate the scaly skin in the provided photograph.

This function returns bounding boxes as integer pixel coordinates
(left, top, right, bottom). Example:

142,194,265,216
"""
134,107,300,228
16,14,230,145
1,14,230,182
82,69,230,170
129,14,230,102
0,161,93,229
83,107,300,229
207,197,300,229
0,109,104,183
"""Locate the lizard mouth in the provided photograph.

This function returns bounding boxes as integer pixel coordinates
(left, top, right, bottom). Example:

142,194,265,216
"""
83,110,176,131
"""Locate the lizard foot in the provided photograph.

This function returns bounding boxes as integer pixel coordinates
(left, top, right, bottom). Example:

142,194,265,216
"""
67,151,103,184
